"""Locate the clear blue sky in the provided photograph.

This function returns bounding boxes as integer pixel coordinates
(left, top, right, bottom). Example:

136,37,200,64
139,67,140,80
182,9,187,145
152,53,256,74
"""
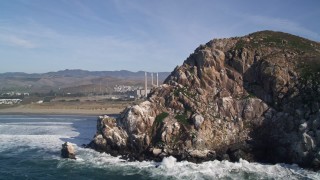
0,0,319,73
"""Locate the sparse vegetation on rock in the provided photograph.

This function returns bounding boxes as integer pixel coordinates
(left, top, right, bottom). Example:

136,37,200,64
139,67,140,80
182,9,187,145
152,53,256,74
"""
89,30,320,170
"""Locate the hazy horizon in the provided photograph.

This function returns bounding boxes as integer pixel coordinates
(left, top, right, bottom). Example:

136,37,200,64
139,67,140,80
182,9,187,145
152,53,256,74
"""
1,0,319,73
0,68,171,74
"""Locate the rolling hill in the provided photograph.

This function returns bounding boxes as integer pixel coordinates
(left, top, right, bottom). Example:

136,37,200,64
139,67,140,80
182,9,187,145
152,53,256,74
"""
0,69,170,93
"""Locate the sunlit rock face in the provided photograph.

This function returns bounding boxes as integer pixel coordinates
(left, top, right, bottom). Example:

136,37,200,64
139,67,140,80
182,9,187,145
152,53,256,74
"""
61,142,76,159
89,31,320,170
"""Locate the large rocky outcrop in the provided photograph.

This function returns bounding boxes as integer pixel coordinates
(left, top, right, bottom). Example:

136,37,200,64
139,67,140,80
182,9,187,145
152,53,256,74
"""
89,31,320,170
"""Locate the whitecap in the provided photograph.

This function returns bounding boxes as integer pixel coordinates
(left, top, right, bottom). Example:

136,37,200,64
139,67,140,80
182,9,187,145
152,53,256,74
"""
1,115,319,180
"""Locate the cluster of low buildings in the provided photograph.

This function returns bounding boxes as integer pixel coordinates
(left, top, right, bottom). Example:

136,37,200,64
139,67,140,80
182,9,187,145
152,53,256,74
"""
113,85,142,93
112,85,153,99
128,89,151,99
113,72,160,99
0,91,28,105
0,99,22,105
1,92,29,96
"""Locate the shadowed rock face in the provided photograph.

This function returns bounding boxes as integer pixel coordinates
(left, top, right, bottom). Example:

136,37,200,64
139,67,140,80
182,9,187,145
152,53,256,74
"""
89,31,320,169
61,142,76,159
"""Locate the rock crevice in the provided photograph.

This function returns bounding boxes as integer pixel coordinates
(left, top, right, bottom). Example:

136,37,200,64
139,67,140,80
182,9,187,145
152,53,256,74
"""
89,31,320,170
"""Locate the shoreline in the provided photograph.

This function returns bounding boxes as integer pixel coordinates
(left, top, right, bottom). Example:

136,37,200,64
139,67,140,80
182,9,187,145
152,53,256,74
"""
0,105,124,116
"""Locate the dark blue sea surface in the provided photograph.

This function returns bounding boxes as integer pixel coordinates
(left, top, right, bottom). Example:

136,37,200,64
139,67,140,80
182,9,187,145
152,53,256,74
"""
0,115,319,180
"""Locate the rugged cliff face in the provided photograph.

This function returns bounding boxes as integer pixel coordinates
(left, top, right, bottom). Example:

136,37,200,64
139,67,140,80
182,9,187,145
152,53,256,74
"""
89,31,320,170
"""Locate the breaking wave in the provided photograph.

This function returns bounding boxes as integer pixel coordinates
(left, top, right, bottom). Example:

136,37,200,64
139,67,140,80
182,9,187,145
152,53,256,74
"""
0,115,319,180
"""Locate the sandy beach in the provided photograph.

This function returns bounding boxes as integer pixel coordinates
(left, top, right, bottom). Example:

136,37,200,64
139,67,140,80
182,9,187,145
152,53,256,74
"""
0,103,126,116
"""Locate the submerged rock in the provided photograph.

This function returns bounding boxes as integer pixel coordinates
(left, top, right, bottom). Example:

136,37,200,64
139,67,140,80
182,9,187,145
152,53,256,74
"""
61,142,76,159
89,31,320,170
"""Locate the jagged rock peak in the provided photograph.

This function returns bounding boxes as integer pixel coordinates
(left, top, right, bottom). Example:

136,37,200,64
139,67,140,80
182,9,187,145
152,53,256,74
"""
89,31,320,170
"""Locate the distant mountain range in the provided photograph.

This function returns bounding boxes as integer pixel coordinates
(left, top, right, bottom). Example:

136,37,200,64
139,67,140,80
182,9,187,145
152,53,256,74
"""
0,69,170,93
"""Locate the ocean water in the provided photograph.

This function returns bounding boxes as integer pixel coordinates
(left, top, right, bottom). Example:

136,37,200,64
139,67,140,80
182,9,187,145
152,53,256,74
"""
0,115,319,180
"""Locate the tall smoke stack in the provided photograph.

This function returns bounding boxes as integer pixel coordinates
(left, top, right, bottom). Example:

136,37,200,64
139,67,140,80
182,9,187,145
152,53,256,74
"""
145,71,147,97
151,73,153,86
156,72,159,86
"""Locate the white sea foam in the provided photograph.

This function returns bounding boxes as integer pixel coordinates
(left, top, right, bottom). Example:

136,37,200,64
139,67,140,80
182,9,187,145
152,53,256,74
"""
0,123,77,136
159,156,176,169
0,116,82,153
68,148,320,180
1,122,73,125
0,115,86,119
1,115,319,180
0,134,70,152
